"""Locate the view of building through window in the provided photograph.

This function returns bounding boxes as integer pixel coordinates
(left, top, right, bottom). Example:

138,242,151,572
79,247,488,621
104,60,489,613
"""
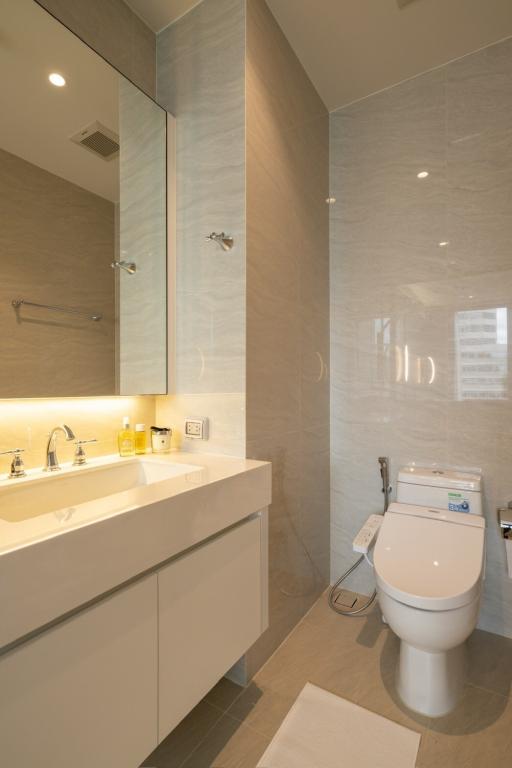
455,307,508,400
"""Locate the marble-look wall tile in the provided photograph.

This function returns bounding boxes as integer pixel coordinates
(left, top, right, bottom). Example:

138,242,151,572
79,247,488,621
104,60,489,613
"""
35,0,156,97
156,392,245,457
157,0,246,402
0,149,115,398
245,0,330,677
118,79,167,395
330,37,512,639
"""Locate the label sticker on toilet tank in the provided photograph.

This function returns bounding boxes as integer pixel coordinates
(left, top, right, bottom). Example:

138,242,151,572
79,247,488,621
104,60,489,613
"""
448,492,470,513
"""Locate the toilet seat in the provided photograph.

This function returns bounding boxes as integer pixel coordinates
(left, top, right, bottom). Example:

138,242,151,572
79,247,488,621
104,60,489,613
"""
374,503,485,612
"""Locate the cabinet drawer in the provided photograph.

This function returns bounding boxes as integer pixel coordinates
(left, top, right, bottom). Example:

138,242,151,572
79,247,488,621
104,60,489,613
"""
158,516,263,739
0,575,158,768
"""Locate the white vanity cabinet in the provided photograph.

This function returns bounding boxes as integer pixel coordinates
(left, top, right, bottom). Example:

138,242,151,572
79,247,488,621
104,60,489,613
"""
158,514,266,738
0,509,269,767
0,574,159,768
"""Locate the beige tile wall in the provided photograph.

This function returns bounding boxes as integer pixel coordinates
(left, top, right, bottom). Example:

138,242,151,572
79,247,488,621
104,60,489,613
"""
245,0,330,676
1,149,116,398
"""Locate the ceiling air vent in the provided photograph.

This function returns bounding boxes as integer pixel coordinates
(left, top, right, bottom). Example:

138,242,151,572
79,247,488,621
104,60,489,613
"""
70,121,119,161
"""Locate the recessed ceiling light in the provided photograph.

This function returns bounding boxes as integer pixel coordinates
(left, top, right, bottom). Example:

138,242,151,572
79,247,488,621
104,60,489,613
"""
49,72,66,87
438,241,449,247
417,171,429,179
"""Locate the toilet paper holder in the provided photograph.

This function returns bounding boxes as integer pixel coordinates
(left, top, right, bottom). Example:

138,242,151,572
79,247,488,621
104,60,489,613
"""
498,503,512,539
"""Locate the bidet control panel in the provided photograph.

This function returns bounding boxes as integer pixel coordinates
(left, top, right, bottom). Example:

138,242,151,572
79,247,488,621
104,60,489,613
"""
353,514,383,554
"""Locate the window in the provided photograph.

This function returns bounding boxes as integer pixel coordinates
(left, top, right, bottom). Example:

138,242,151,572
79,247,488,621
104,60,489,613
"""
455,308,508,400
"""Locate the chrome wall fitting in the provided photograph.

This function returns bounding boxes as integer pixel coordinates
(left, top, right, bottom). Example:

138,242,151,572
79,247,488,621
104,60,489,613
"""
205,232,234,251
111,260,137,274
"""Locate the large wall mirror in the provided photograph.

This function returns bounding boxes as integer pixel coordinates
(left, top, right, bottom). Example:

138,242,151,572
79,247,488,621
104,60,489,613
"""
0,0,168,397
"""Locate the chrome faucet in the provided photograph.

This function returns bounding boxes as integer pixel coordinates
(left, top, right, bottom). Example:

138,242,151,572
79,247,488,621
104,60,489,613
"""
0,448,26,479
44,424,75,471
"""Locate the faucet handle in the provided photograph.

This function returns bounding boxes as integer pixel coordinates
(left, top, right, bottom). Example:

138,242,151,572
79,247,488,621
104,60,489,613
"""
0,448,26,479
73,438,98,466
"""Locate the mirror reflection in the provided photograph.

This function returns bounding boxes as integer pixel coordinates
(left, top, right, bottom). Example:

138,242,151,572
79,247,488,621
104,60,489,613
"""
0,0,168,398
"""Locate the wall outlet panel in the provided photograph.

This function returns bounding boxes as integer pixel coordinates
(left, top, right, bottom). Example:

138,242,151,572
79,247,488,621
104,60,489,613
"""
184,418,209,440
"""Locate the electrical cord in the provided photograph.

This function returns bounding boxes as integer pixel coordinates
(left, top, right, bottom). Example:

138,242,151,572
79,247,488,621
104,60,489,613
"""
328,456,390,617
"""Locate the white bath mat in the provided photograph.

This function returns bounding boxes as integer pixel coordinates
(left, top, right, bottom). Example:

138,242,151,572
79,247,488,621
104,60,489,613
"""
257,683,420,768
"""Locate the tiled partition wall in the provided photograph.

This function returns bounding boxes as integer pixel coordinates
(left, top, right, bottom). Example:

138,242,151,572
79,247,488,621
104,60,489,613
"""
245,0,330,675
330,38,512,637
155,0,330,675
156,0,247,456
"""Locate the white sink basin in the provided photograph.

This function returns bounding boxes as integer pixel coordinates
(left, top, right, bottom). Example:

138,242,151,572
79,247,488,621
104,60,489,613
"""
0,457,201,523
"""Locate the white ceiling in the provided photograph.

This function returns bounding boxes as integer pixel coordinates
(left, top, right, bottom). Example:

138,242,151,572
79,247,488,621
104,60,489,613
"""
266,0,512,110
127,0,512,111
0,0,120,201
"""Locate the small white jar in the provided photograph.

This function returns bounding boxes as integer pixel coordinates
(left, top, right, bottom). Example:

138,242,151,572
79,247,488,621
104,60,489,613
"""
151,426,172,453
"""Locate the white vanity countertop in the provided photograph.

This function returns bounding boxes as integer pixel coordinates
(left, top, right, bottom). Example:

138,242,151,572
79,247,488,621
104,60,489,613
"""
0,452,271,650
0,452,268,554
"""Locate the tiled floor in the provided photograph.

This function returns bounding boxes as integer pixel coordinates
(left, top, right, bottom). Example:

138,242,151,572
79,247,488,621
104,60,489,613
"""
142,590,512,767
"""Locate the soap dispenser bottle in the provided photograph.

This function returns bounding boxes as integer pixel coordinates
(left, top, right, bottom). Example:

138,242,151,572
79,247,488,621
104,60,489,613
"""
118,416,135,457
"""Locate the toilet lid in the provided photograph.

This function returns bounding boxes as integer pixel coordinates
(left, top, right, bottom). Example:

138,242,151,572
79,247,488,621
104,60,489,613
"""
374,503,485,611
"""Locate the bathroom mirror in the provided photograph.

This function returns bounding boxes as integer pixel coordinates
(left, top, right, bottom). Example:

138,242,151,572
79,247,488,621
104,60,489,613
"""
0,0,168,397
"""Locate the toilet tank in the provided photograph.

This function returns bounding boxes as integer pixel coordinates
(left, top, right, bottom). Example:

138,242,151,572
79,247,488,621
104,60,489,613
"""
397,467,482,516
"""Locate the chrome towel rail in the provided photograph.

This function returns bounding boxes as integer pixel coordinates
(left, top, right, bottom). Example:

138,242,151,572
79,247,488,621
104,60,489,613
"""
12,299,102,322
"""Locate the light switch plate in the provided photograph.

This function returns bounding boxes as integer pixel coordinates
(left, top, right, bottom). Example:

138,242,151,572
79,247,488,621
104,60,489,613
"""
184,417,209,440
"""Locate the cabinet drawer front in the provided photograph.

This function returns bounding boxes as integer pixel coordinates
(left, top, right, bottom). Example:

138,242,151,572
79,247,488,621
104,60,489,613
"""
0,575,158,768
158,516,263,739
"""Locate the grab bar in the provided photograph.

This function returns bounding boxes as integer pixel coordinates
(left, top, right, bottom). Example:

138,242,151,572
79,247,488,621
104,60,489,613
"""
12,299,102,322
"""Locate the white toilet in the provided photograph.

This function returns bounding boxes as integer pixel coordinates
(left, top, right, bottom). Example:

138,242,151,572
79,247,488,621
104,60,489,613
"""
374,466,485,717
